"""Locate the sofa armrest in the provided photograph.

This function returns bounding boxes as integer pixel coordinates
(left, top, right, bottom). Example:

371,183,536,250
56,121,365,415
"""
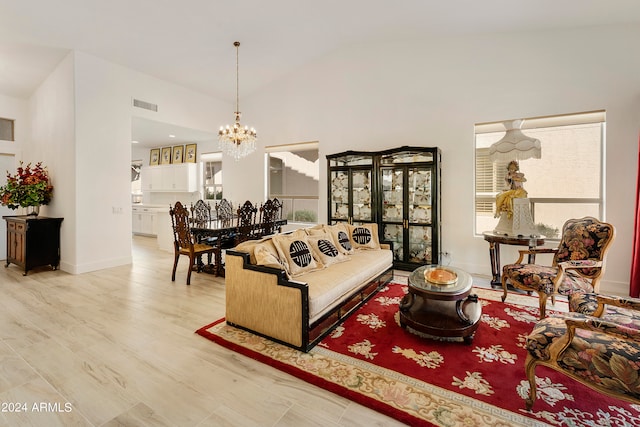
225,250,309,348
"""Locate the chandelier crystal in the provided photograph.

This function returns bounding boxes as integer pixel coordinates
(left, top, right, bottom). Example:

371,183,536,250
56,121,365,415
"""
219,41,257,161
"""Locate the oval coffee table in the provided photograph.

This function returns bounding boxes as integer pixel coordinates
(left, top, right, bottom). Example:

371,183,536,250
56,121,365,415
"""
399,265,481,344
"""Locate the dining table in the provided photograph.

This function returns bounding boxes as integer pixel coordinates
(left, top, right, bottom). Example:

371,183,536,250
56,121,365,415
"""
191,218,287,277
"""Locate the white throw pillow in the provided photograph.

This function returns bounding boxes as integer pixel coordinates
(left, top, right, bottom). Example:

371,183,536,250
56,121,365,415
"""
348,223,381,250
307,233,350,267
324,223,354,255
272,231,324,277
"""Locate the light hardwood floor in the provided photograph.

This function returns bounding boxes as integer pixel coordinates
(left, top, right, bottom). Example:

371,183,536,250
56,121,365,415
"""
0,235,410,427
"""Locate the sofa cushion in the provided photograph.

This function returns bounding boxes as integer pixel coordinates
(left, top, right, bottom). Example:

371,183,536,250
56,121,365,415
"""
348,223,380,250
324,223,354,254
272,231,324,277
307,233,350,267
302,248,393,323
254,243,286,270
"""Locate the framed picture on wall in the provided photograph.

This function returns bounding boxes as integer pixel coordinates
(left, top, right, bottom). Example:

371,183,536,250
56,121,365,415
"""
149,148,160,166
185,143,197,163
172,145,184,164
161,147,172,165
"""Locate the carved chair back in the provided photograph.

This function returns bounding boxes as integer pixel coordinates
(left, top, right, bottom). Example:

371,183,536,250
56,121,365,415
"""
215,198,234,228
259,198,283,235
190,199,211,228
169,201,194,250
236,200,258,243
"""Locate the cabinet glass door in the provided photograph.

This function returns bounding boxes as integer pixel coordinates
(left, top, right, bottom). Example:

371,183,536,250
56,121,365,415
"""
408,225,433,264
383,223,404,262
407,167,433,263
381,168,404,261
408,168,432,224
352,170,372,222
330,170,349,221
381,169,403,222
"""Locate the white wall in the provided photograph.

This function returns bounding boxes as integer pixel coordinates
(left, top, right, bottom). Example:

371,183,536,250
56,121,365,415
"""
26,51,229,273
26,53,76,267
4,24,639,293
0,93,26,158
232,24,640,294
0,92,26,260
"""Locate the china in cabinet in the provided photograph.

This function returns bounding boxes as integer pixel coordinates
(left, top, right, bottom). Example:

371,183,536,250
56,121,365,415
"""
327,152,375,225
327,146,441,270
379,147,441,270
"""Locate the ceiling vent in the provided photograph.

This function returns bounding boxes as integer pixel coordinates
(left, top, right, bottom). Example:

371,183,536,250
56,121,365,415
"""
132,98,158,112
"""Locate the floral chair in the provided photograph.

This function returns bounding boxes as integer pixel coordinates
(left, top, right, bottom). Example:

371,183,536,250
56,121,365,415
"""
501,217,615,318
523,294,640,409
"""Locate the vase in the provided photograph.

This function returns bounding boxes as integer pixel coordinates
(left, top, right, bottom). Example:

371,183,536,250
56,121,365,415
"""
26,205,40,216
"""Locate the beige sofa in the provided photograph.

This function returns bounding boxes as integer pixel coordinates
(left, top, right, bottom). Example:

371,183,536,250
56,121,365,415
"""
225,223,394,352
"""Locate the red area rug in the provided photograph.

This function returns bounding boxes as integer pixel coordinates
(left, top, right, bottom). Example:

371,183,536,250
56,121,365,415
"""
196,283,640,426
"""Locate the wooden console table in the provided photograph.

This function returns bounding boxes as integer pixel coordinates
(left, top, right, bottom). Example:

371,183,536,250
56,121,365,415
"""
3,215,64,275
482,231,545,288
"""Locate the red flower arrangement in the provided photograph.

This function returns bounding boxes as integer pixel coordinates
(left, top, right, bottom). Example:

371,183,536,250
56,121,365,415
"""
0,161,54,210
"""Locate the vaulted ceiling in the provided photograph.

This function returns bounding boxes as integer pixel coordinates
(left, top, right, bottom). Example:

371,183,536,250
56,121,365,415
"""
2,0,640,103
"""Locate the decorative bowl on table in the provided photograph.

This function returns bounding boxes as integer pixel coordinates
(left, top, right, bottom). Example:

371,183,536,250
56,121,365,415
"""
423,267,458,285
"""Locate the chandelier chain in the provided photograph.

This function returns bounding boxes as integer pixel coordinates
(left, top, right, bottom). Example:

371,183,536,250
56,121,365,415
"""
218,40,257,161
235,41,240,114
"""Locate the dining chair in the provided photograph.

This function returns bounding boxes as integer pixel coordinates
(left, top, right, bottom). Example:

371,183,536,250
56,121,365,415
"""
258,198,283,236
169,201,218,285
236,200,258,243
190,199,212,228
215,198,234,228
501,216,616,318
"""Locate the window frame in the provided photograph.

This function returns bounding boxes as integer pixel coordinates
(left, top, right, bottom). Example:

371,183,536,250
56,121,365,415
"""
201,152,223,201
265,142,320,225
474,111,605,240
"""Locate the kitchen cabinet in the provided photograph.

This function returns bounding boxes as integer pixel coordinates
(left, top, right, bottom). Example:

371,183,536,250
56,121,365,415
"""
3,215,64,275
140,164,197,192
132,206,158,235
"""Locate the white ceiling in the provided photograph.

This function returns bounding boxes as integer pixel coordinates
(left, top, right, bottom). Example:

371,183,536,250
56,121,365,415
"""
3,0,640,101
2,0,640,145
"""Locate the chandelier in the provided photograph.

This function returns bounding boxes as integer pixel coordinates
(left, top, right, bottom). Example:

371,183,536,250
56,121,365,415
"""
219,41,257,160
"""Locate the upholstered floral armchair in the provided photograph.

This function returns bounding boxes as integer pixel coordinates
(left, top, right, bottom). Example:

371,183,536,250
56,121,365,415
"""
501,216,616,318
524,294,640,409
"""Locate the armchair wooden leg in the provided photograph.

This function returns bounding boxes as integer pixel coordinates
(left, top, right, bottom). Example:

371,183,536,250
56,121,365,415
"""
524,357,538,410
538,293,548,319
501,274,509,302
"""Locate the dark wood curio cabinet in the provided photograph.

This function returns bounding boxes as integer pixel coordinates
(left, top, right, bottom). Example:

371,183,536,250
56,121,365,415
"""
327,146,441,270
3,216,64,275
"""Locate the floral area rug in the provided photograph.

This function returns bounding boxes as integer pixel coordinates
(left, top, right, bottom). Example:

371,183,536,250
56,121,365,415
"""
196,284,640,426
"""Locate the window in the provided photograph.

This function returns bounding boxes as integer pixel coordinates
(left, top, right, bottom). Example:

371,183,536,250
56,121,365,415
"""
202,152,223,200
475,111,605,239
0,118,15,141
266,142,319,224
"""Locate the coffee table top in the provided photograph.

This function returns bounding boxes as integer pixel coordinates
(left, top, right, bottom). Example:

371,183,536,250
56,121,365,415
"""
408,265,472,297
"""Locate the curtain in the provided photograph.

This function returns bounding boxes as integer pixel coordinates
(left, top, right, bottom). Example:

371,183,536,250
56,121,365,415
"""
631,136,640,297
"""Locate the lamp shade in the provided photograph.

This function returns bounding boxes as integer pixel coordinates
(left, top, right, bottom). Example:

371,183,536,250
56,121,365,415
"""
488,119,541,162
